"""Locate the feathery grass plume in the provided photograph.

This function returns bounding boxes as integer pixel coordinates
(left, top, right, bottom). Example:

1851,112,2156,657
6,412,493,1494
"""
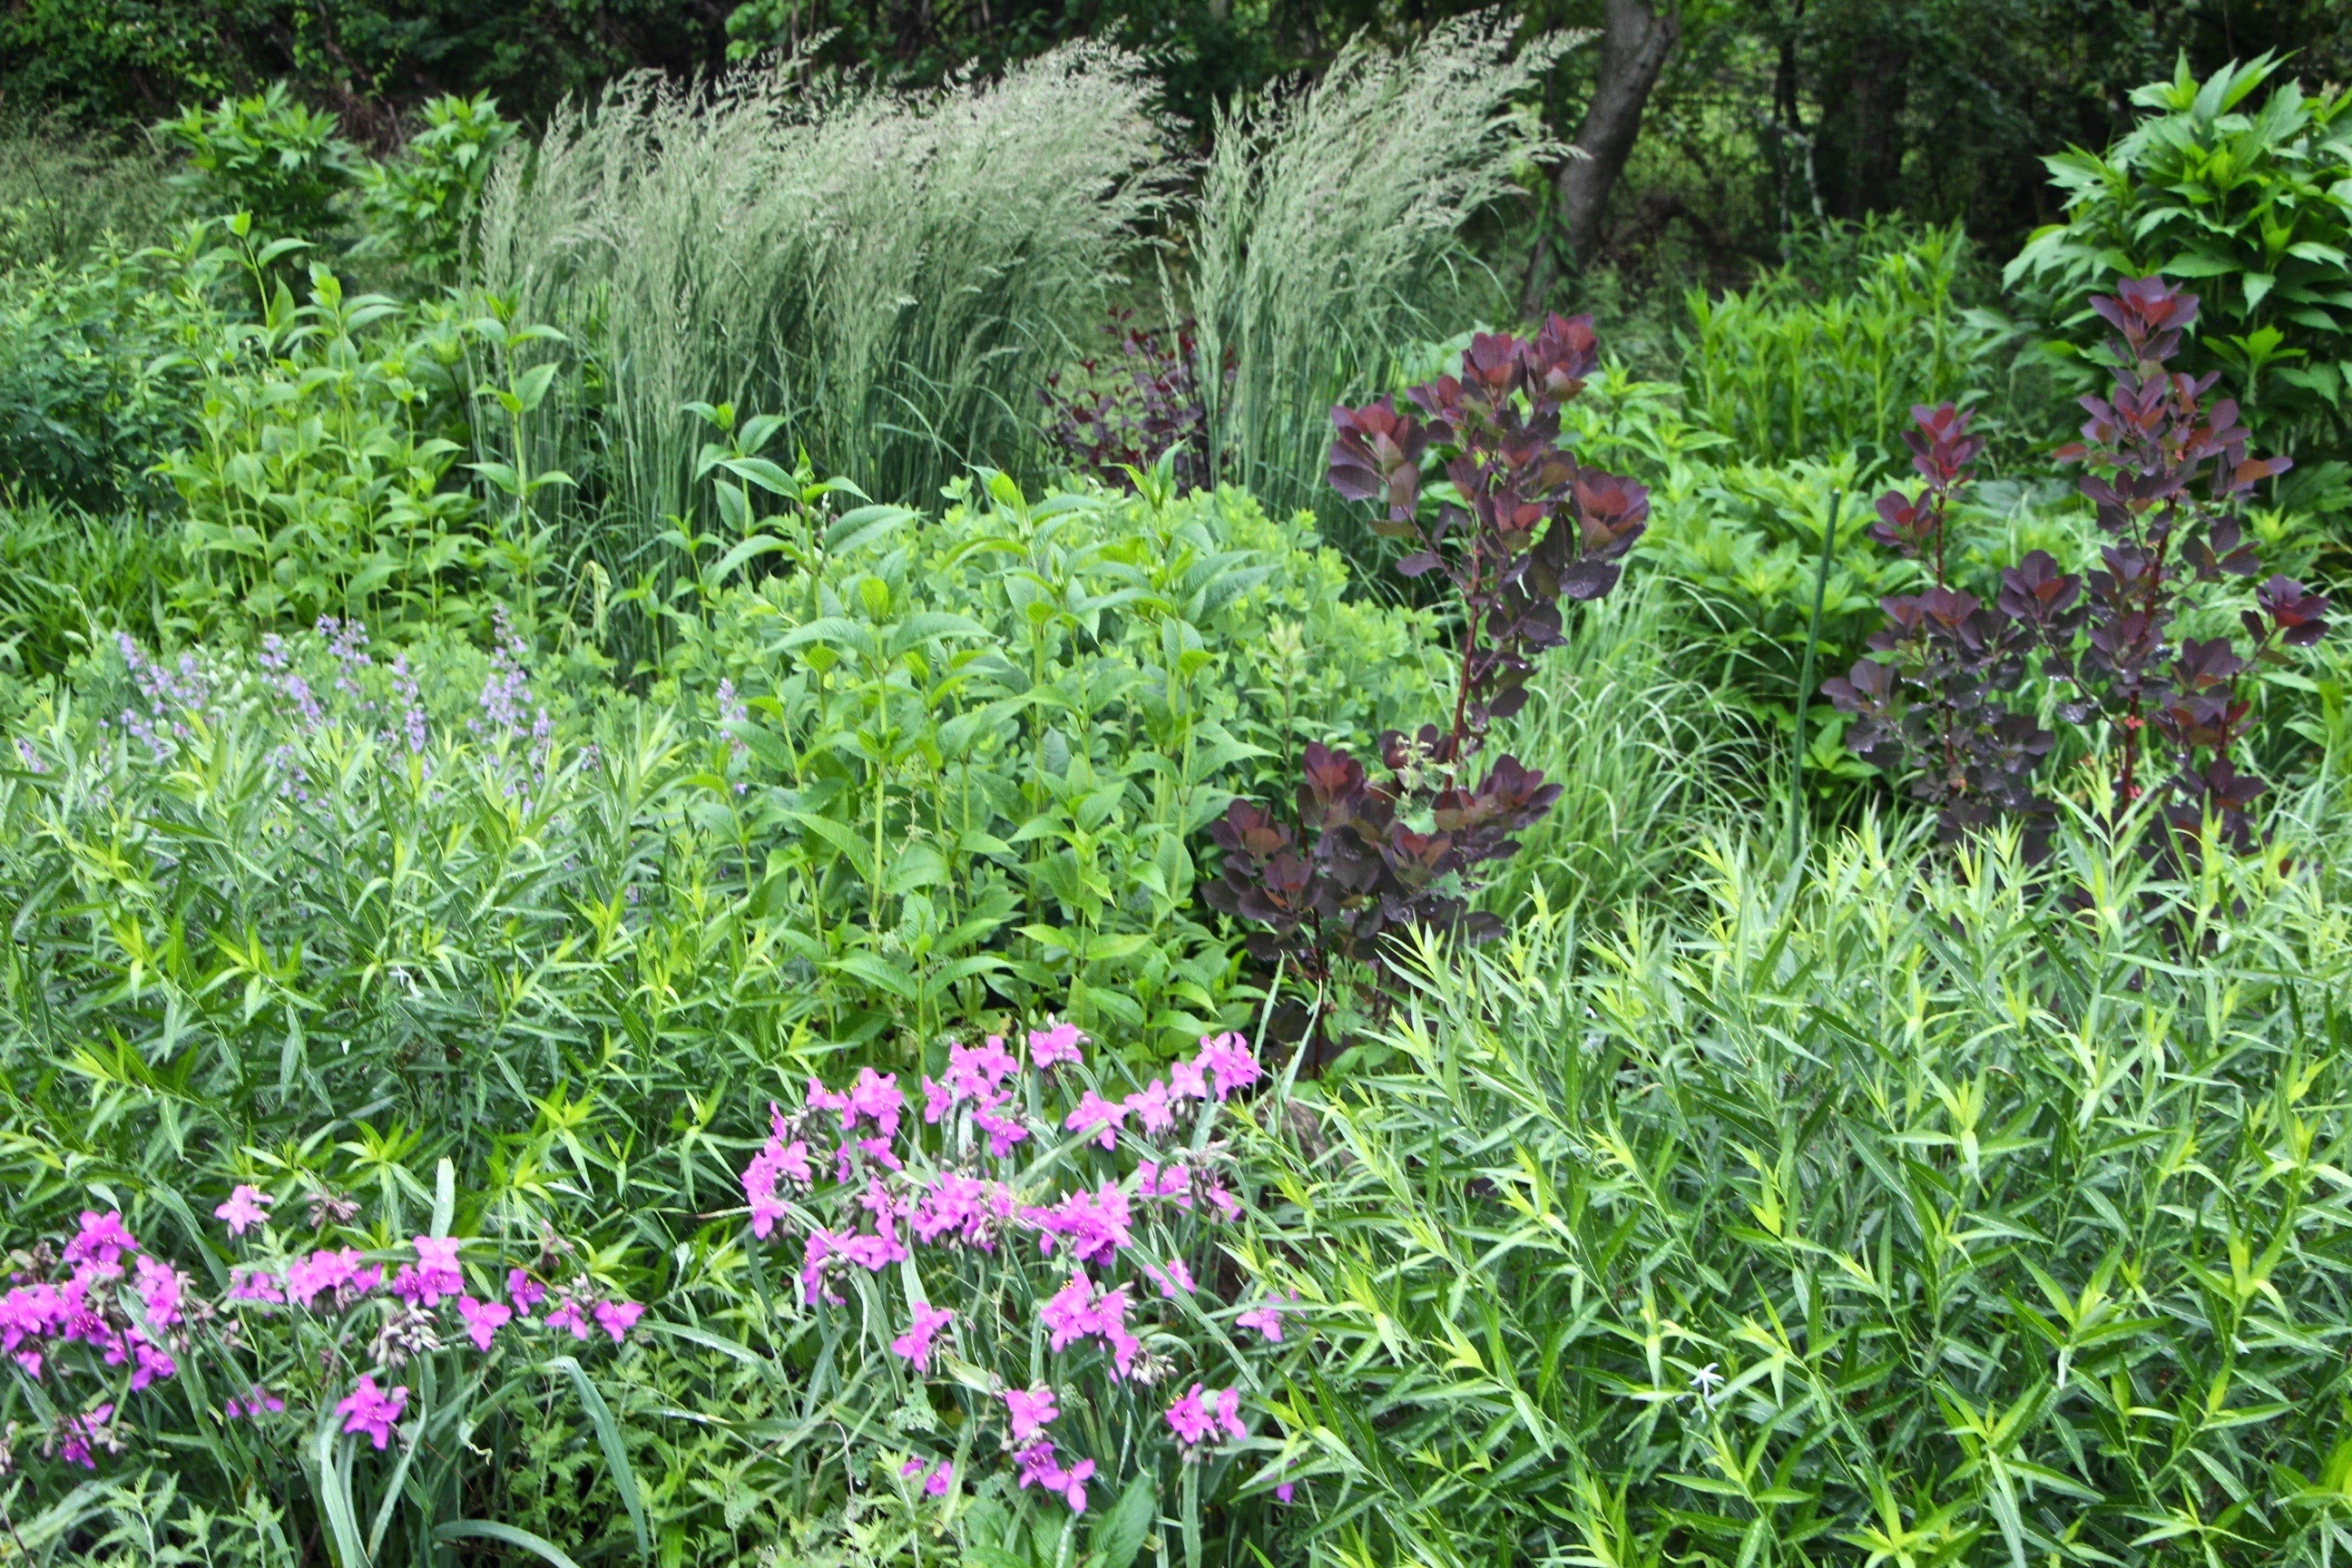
471,44,1170,647
1188,15,1568,564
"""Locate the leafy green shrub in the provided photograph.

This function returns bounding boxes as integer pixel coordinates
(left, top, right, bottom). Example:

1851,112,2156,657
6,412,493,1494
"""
1680,220,1983,471
660,473,1440,1054
1241,817,2352,1568
2006,54,2352,505
150,83,360,246
0,221,234,510
155,265,496,634
355,93,516,284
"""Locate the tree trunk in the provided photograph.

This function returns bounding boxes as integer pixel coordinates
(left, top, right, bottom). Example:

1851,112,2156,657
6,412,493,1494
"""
1521,0,1680,317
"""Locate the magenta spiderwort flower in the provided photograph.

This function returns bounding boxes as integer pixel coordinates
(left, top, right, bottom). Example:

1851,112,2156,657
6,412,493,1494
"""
213,1185,273,1236
1038,1272,1097,1353
127,1338,175,1390
63,1211,137,1278
898,1457,953,1496
1014,1439,1062,1491
1021,1180,1132,1266
1195,1033,1260,1100
132,1255,185,1328
392,1235,465,1306
223,1387,284,1421
800,1229,847,1305
1035,1272,1139,1376
53,1403,114,1468
847,1067,904,1137
741,1116,814,1240
1004,1385,1059,1443
507,1268,546,1314
891,1304,954,1372
286,1248,377,1309
1063,1090,1129,1150
1140,1256,1195,1299
227,1266,284,1304
1026,1023,1085,1070
974,1099,1031,1158
1011,1441,1092,1512
1212,1387,1247,1442
913,1172,1014,1248
1237,1292,1295,1343
1136,1161,1190,1202
545,1297,592,1339
456,1295,513,1351
1124,1079,1175,1135
947,1037,1019,1100
593,1299,644,1343
336,1376,408,1450
1165,1383,1214,1445
1167,1056,1209,1102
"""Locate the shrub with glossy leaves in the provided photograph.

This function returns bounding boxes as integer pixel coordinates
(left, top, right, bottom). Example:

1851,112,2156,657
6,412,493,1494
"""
2007,54,2352,499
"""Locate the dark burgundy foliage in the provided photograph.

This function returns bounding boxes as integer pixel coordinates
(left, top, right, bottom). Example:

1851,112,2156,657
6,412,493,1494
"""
1827,275,2329,858
1205,316,1643,989
1041,312,1229,493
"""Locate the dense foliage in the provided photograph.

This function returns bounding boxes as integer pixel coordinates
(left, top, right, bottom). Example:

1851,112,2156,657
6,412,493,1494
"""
0,22,2347,1568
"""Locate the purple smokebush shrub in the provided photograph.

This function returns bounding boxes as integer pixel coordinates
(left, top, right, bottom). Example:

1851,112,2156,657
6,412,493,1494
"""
1828,277,2330,856
1204,316,1648,991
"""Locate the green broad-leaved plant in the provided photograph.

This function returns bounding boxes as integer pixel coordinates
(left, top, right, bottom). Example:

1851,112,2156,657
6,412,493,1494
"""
2006,53,2352,505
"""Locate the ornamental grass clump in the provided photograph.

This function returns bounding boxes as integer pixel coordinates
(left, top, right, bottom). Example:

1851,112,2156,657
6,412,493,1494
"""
738,1024,1295,1546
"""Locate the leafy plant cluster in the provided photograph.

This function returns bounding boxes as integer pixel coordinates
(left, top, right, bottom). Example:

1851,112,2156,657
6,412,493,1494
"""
1042,314,1226,495
1828,277,2330,853
152,83,517,282
1240,821,2352,1568
1205,316,1645,995
2008,54,2352,505
5,33,2352,1568
659,468,1438,1052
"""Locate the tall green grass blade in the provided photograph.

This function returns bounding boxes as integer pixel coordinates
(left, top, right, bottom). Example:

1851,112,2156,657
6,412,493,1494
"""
545,1355,652,1561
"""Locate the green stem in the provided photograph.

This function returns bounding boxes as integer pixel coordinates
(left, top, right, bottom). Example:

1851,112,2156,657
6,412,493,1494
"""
1790,488,1845,857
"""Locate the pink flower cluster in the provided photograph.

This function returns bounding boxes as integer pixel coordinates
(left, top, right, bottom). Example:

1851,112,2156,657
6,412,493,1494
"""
1038,1269,1139,1377
220,1214,642,1357
890,1304,953,1372
1000,1382,1094,1511
1164,1383,1249,1446
899,1455,954,1495
742,1027,1281,1517
1,1211,187,1394
741,1103,816,1240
